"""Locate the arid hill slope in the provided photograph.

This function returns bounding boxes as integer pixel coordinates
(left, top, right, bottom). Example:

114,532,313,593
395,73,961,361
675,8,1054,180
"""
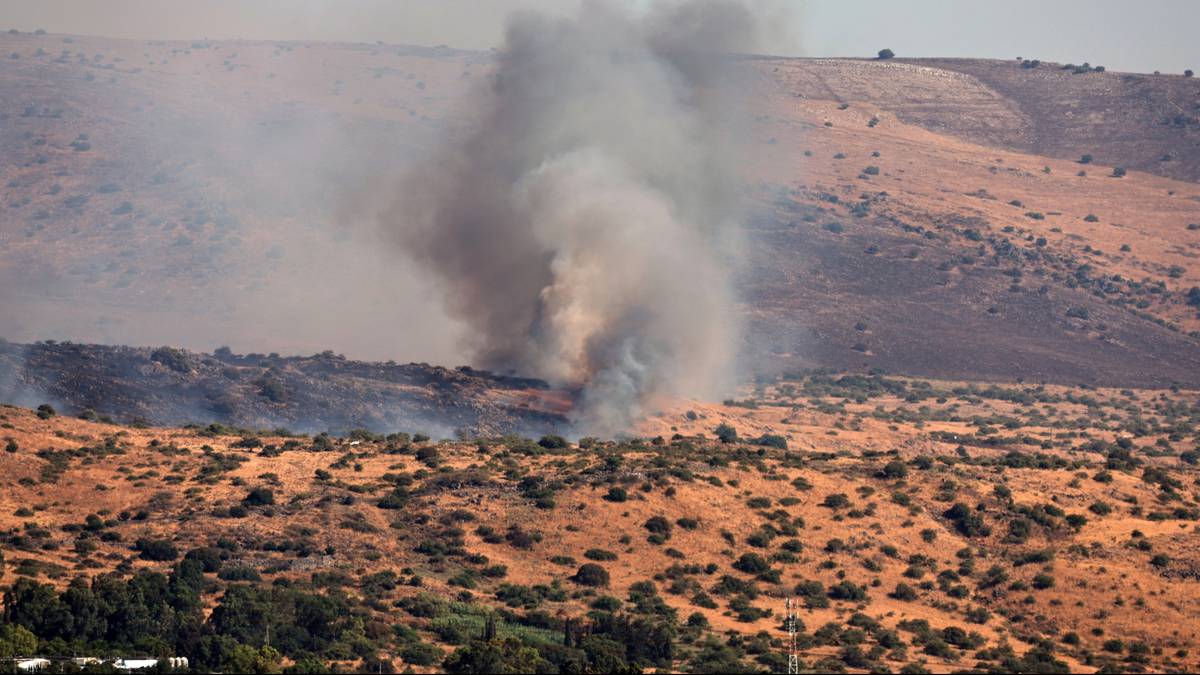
766,56,1200,182
1,32,1199,398
1,371,1197,672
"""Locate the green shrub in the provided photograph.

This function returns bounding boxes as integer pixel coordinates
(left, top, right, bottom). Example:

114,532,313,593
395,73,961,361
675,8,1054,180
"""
537,435,568,449
572,564,610,587
585,549,618,561
821,493,850,509
644,516,672,539
135,538,178,561
603,487,628,502
733,553,770,575
714,423,738,443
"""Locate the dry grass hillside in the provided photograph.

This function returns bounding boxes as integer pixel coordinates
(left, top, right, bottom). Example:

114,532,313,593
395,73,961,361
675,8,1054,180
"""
1,32,1198,391
1,370,1198,672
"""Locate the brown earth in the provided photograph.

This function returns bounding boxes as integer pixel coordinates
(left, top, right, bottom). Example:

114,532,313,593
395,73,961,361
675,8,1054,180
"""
1,370,1198,672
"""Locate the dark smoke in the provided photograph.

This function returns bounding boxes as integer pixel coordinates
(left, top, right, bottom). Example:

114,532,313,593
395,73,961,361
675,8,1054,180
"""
382,0,761,434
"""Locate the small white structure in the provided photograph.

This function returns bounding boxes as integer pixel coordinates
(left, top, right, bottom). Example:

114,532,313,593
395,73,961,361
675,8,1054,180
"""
4,655,188,672
114,658,160,671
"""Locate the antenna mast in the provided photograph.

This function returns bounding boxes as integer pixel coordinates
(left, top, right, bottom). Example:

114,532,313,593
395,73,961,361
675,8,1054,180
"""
785,596,799,674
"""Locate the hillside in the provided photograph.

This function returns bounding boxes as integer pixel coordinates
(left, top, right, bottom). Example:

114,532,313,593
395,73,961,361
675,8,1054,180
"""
1,372,1198,672
1,28,1200,674
0,340,566,436
1,32,1198,394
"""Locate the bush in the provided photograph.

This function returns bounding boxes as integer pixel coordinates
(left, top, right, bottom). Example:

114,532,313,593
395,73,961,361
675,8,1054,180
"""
242,487,275,507
943,503,990,537
754,434,787,449
1185,287,1200,307
218,565,262,582
400,641,442,666
150,346,194,373
603,486,628,502
878,48,895,59
572,563,610,587
1111,167,1126,177
821,493,850,509
733,553,770,575
879,461,908,479
377,487,409,509
644,516,672,539
537,435,568,449
258,379,286,403
890,583,918,601
135,538,179,561
714,423,738,443
828,581,868,601
585,548,618,561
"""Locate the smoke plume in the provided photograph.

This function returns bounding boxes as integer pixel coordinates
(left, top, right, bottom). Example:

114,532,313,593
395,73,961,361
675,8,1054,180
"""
383,0,760,434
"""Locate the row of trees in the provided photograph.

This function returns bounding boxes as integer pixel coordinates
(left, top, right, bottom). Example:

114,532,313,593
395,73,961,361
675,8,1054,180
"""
1,554,369,672
2,550,682,672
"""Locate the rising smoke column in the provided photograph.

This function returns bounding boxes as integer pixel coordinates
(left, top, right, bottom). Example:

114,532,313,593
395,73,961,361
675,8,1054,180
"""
386,0,759,434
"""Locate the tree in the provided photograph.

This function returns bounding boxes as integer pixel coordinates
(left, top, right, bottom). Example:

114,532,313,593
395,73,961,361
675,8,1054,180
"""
821,493,850,509
603,486,628,503
733,553,770,575
572,564,610,587
754,433,787,449
224,644,283,674
537,435,568,449
135,538,179,561
943,503,991,537
878,48,895,59
0,624,37,658
879,460,908,479
714,423,738,443
443,638,554,674
644,516,672,538
890,583,918,601
242,487,275,507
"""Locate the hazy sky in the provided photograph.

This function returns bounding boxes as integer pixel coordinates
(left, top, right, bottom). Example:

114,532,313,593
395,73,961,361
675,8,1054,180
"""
2,0,1197,74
